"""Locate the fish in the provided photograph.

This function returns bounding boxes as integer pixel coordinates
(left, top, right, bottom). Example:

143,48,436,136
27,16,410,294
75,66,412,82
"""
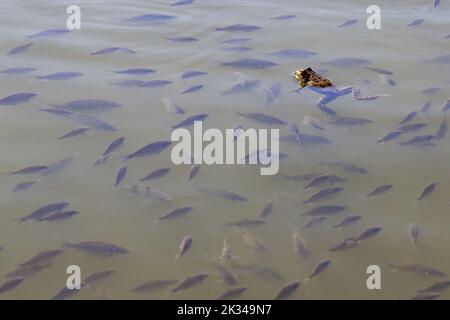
181,71,207,79
17,202,69,222
84,270,116,285
418,280,450,293
171,273,208,293
173,114,208,128
63,241,130,256
338,19,357,27
10,165,48,175
38,72,83,80
292,231,309,258
367,185,393,197
333,215,362,228
270,15,296,20
407,19,424,27
232,263,283,281
304,175,347,189
0,92,37,106
217,287,247,300
120,79,172,88
412,292,440,300
216,24,261,32
28,29,69,38
123,140,172,160
273,281,301,300
51,286,83,300
397,123,427,133
399,111,418,125
301,216,327,229
320,161,369,174
309,260,332,279
267,49,317,59
124,14,175,25
112,80,149,87
0,67,37,75
115,165,127,187
329,236,357,252
90,47,136,55
199,188,247,202
417,182,436,201
12,180,36,192
181,84,204,94
303,187,343,204
7,249,63,278
220,58,277,70
302,205,346,217
132,279,178,293
40,155,74,176
240,230,268,253
38,210,79,222
115,68,155,75
221,38,251,44
281,173,322,182
421,87,440,95
420,101,432,113
364,66,394,75
264,82,282,106
171,0,194,6
424,54,450,65
258,201,274,219
387,263,445,277
326,57,370,68
159,207,193,221
220,238,234,260
125,184,172,202
216,263,237,286
57,112,117,131
140,168,171,181
0,278,25,295
176,236,192,258
377,130,403,143
102,137,125,156
226,219,266,228
7,42,33,56
220,46,252,53
167,36,198,43
189,165,200,182
409,223,419,245
400,135,436,147
433,0,441,8
222,80,261,95
59,127,90,139
325,116,372,126
440,100,449,112
354,226,382,242
434,117,447,140
235,111,286,125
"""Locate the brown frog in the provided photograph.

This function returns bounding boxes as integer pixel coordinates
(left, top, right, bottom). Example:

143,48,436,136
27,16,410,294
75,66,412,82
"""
294,67,333,88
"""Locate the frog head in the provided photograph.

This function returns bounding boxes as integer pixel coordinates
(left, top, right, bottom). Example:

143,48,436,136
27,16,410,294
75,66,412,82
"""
294,67,313,88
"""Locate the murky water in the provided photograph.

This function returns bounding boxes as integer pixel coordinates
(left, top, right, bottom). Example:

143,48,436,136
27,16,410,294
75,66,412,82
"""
0,0,449,300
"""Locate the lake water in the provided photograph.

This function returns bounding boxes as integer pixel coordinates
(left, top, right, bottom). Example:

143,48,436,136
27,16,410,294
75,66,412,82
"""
0,0,449,300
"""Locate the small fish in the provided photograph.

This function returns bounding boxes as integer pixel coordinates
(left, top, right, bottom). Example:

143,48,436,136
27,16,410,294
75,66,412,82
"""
421,87,440,95
424,54,450,65
167,36,198,43
281,173,321,182
400,135,436,147
398,123,427,133
409,223,419,245
301,216,327,229
433,0,441,8
226,219,266,228
103,136,125,156
412,292,440,300
63,241,130,256
377,130,403,143
67,113,117,131
18,202,69,222
220,58,277,70
338,19,357,27
38,210,79,222
216,263,237,286
171,0,194,6
321,161,369,174
270,15,296,20
418,280,450,293
329,236,357,252
407,19,424,27
38,72,83,80
181,84,204,94
434,117,447,140
56,99,122,113
267,49,317,59
325,116,371,126
28,29,69,38
216,24,261,32
240,230,268,253
12,180,36,192
84,270,116,285
140,168,171,181
0,92,37,106
399,111,418,125
302,205,346,217
326,57,370,68
388,263,445,277
221,37,251,44
304,175,347,189
199,188,247,202
0,67,36,75
354,226,382,242
115,68,155,75
159,207,193,221
115,166,127,187
90,47,136,55
18,249,63,268
124,14,175,25
440,100,449,112
364,66,394,75
367,184,393,197
222,79,261,95
217,287,247,300
123,140,172,160
264,82,282,106
235,111,286,125
189,165,200,182
125,184,172,202
273,280,301,300
59,127,90,139
309,260,332,279
173,114,208,129
171,273,208,293
132,280,178,293
7,42,33,56
220,238,234,260
232,263,283,281
417,182,436,201
176,235,192,258
40,155,74,176
258,201,274,219
292,231,309,258
303,187,343,204
181,71,207,79
333,215,362,228
0,278,25,295
10,165,48,175
220,46,252,53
